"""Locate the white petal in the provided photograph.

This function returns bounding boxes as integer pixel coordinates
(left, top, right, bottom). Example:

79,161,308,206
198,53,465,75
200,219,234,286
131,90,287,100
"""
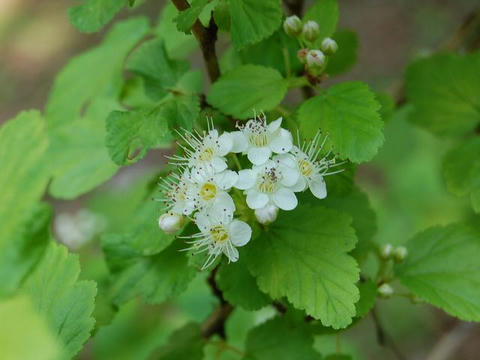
194,211,211,232
267,117,282,132
211,157,228,172
247,146,272,165
217,132,233,156
213,192,236,213
235,169,257,190
224,245,239,263
214,170,238,190
270,128,293,154
279,164,299,187
230,131,248,153
272,188,298,210
229,220,252,246
246,190,269,209
309,175,327,199
290,176,307,192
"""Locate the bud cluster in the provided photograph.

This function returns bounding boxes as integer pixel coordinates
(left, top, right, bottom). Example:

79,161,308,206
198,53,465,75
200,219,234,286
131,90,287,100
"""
157,115,344,269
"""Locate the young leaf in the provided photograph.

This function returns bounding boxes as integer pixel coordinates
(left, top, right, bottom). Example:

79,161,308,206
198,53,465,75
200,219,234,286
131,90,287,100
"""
405,51,480,136
395,224,480,322
174,0,210,34
355,280,377,318
217,255,270,311
207,65,288,119
228,0,283,50
298,81,384,163
22,242,97,359
245,205,359,329
326,30,358,75
244,316,322,360
304,0,339,41
69,0,125,33
443,138,480,213
149,323,204,360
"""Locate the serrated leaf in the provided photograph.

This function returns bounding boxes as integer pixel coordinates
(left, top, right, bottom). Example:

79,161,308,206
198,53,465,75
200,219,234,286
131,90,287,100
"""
22,242,97,358
68,0,125,33
405,51,480,136
174,0,210,34
207,65,288,119
213,0,230,31
228,0,283,50
244,316,322,360
217,255,270,310
326,30,358,75
148,323,204,360
298,81,384,163
0,296,63,360
245,205,359,329
395,224,480,322
355,280,376,318
376,91,395,123
304,0,339,41
442,137,480,213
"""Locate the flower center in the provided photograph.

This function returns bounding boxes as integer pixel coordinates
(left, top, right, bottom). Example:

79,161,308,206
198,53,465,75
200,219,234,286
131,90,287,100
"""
248,132,269,147
299,159,313,177
198,147,215,161
258,168,279,193
210,225,229,243
199,182,217,201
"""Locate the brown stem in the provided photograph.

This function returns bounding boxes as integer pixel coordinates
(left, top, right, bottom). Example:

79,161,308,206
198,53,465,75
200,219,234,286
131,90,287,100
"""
171,0,221,82
283,0,305,17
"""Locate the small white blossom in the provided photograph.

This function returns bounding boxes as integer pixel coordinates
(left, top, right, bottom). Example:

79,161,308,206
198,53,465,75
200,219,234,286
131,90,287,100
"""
169,120,233,173
158,169,196,215
235,158,299,211
231,115,293,165
184,209,252,269
306,49,326,70
321,37,338,55
254,204,279,224
302,20,320,42
189,166,238,214
158,212,185,234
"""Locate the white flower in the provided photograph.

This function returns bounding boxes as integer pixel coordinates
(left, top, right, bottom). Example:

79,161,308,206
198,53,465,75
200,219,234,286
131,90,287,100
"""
185,209,252,269
158,169,196,215
188,166,238,214
254,204,278,224
306,49,325,69
169,120,233,173
158,212,185,234
231,115,293,165
235,158,299,211
286,131,344,199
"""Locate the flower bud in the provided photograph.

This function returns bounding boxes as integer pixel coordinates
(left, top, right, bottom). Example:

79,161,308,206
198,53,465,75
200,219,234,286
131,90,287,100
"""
297,48,308,64
283,15,302,37
302,20,320,42
393,246,408,263
255,204,278,225
306,49,325,69
158,213,184,234
378,283,394,298
321,37,338,55
379,243,393,260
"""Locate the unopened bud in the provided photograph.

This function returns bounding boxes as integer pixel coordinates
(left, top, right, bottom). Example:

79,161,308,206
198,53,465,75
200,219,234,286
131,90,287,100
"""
283,15,302,37
393,246,408,263
297,48,308,64
158,213,184,234
255,204,278,225
380,244,393,260
321,37,338,55
378,283,394,298
302,20,320,42
306,49,325,69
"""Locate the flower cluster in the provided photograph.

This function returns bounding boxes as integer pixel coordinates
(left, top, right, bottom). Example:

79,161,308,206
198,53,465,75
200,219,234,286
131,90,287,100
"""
158,116,343,269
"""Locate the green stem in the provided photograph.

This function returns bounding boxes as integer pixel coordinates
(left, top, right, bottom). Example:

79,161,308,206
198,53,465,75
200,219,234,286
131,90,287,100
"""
231,153,242,171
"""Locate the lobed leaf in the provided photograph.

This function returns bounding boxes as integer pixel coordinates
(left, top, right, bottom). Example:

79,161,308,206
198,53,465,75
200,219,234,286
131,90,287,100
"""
69,0,125,33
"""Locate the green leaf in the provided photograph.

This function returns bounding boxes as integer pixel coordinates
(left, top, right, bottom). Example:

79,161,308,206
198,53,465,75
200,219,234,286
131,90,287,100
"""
103,236,196,305
149,323,204,360
442,137,480,213
304,0,339,41
376,91,395,123
324,355,352,360
228,0,283,50
326,30,358,75
0,296,63,360
217,255,270,310
244,316,322,360
405,51,480,136
68,0,125,33
174,0,210,34
298,81,384,163
395,224,480,322
355,280,377,318
22,242,97,358
213,0,230,31
245,205,359,329
207,65,288,119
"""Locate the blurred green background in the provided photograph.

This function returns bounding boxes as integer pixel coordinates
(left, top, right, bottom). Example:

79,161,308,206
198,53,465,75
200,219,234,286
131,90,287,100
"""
1,0,479,359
